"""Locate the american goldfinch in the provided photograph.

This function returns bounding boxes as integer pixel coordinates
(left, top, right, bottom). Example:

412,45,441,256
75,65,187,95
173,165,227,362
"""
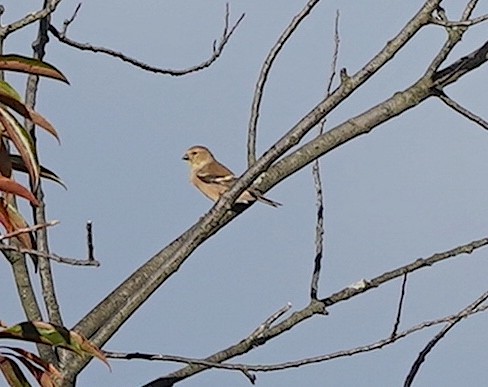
182,145,281,207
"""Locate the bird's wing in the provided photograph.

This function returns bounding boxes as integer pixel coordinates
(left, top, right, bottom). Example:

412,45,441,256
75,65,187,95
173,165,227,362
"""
196,162,236,185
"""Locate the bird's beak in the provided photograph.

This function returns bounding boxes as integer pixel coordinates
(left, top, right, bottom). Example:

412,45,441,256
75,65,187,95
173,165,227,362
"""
182,154,189,161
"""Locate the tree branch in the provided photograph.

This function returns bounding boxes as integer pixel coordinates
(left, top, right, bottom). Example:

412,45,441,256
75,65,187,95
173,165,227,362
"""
145,237,488,385
259,39,488,197
0,0,63,38
309,9,340,300
247,0,322,166
404,290,488,386
0,243,100,266
435,90,488,130
0,220,58,241
391,274,408,338
430,13,488,27
48,3,245,76
309,154,324,300
432,40,488,87
425,1,479,76
105,300,487,381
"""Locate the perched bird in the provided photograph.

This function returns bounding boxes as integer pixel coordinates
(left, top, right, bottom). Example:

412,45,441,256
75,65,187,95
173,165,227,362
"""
182,145,281,207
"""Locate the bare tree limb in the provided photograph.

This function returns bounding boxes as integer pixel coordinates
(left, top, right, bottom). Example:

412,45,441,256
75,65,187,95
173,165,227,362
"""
435,90,488,130
321,237,487,306
146,237,488,385
4,253,43,319
391,274,408,338
260,39,488,198
309,156,324,300
430,13,488,27
461,0,480,20
48,3,245,76
107,353,258,385
0,220,59,241
247,0,322,166
309,9,340,300
432,41,488,87
325,10,341,97
249,303,293,340
0,243,100,266
60,2,81,34
0,0,63,38
105,300,488,379
6,256,48,361
86,221,95,261
404,290,488,387
425,1,479,76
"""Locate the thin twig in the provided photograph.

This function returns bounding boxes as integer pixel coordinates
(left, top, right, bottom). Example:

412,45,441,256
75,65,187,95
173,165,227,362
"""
0,244,100,266
430,13,488,27
247,0,321,166
87,221,94,261
322,237,488,306
48,4,245,76
461,0,479,21
105,298,488,375
391,274,408,338
152,237,488,384
309,158,324,300
0,220,59,241
106,351,257,385
425,1,479,76
250,303,292,340
309,9,340,300
61,3,81,35
0,0,63,38
110,305,293,385
435,90,488,130
404,290,488,386
326,10,341,97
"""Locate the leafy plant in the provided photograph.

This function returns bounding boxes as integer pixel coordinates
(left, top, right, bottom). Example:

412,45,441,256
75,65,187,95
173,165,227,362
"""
0,320,109,387
0,55,67,257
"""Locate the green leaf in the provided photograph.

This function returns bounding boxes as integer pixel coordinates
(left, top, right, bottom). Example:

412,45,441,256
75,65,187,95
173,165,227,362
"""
0,55,69,84
9,154,66,190
0,81,22,101
0,322,110,371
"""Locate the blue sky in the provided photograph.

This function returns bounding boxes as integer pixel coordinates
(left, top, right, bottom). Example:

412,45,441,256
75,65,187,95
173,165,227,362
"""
1,1,487,386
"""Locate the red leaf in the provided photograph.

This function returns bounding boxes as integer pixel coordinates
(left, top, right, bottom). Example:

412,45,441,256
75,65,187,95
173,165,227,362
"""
0,176,38,206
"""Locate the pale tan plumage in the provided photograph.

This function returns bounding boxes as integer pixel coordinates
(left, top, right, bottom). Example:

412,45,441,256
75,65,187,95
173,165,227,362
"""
182,145,281,207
